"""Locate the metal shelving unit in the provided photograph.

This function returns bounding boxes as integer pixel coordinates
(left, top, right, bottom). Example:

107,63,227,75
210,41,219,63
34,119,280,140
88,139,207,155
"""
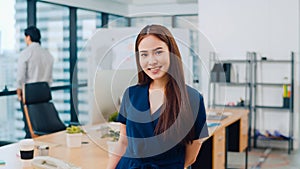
208,52,253,152
253,52,294,154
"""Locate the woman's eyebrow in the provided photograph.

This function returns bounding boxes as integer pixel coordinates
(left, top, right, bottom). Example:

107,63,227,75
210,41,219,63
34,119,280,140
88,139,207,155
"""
139,47,163,53
153,47,163,51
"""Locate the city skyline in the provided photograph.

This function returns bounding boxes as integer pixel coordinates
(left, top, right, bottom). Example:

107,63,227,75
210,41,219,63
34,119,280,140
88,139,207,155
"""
0,1,93,140
0,0,15,51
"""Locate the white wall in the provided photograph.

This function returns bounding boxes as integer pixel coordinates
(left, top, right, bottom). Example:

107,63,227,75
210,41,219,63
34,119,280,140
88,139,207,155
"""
198,0,298,59
199,0,299,148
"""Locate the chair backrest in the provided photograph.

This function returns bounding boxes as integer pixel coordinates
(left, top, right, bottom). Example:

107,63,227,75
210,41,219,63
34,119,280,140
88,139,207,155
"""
23,82,66,138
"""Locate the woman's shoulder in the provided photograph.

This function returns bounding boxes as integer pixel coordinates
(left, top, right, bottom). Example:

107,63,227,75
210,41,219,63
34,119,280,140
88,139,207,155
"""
127,83,148,92
124,84,149,110
186,85,203,99
124,83,149,100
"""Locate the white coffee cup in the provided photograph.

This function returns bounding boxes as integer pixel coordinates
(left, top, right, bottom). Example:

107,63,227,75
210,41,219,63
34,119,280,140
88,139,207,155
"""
19,139,35,160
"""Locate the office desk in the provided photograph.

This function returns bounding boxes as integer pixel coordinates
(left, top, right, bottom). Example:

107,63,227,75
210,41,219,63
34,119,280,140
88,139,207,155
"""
0,109,248,169
0,128,110,169
192,108,249,169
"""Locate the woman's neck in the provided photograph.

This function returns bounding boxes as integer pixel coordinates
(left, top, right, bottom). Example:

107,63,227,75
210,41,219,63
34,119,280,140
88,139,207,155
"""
150,75,168,90
150,80,166,90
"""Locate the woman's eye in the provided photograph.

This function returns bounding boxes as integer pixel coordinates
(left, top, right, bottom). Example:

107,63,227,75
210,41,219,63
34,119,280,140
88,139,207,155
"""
140,53,148,57
155,51,163,55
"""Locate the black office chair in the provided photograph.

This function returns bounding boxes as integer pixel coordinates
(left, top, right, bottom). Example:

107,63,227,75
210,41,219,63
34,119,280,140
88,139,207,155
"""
22,82,66,138
0,141,14,147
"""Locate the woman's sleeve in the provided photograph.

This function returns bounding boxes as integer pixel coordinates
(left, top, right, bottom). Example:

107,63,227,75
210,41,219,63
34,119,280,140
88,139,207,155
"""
194,95,209,140
116,88,129,125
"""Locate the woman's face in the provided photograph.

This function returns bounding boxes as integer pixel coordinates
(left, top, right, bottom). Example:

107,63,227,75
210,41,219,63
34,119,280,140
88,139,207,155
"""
138,35,170,81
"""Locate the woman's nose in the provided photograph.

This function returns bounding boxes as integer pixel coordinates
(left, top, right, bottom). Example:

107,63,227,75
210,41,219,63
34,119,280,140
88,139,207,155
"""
148,54,158,65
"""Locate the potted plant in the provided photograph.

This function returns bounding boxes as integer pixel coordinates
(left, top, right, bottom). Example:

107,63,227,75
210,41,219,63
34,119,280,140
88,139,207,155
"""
66,125,84,148
101,129,120,142
108,111,119,122
101,128,120,157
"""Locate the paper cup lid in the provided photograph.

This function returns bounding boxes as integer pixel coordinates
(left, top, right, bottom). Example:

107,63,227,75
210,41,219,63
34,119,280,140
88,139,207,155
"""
19,139,34,145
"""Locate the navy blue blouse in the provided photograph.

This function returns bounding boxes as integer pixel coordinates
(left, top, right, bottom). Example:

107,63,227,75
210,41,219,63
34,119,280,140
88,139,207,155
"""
116,83,208,169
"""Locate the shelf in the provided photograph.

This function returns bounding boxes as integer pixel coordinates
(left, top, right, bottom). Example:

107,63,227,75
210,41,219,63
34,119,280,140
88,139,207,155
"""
255,83,288,86
209,53,253,154
255,136,292,142
254,130,293,142
219,59,251,63
256,60,291,63
252,52,294,154
211,82,251,86
255,105,289,110
212,104,250,109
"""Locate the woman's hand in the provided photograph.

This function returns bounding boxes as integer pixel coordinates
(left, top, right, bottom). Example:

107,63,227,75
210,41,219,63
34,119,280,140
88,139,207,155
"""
106,124,127,169
184,139,203,168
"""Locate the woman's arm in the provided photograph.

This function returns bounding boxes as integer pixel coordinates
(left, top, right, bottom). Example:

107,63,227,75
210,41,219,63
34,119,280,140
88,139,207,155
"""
184,139,203,168
106,124,127,169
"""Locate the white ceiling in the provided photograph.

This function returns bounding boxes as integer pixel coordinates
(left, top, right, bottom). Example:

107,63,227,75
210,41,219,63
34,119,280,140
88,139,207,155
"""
102,0,198,16
41,0,198,16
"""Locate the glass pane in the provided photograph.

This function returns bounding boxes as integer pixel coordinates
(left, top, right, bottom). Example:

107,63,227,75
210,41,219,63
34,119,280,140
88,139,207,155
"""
174,15,201,90
37,2,70,86
78,87,89,124
131,16,172,27
77,9,100,43
0,95,22,141
51,89,70,123
36,2,70,125
174,15,198,29
0,0,27,141
77,9,100,124
108,15,129,27
2,0,24,90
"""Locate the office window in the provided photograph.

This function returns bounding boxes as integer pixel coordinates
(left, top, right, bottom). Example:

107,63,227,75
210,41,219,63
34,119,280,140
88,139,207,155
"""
36,2,70,125
108,15,129,27
174,15,201,90
174,15,199,52
51,89,70,124
37,2,70,86
130,16,172,28
174,15,198,28
77,9,100,124
77,9,99,42
0,95,23,141
0,0,28,141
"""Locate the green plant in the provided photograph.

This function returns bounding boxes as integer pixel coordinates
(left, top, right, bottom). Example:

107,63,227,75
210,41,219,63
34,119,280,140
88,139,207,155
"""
101,128,120,142
66,125,85,134
108,111,119,122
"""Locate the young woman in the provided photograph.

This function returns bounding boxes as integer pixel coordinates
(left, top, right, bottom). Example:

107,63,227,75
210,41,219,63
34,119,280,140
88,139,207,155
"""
107,24,208,169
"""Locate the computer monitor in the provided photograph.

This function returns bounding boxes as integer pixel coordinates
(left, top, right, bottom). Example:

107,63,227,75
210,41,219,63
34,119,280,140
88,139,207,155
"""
90,69,137,124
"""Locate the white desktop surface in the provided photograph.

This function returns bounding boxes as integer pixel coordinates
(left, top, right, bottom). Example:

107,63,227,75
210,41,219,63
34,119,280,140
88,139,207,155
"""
0,129,110,169
0,143,25,168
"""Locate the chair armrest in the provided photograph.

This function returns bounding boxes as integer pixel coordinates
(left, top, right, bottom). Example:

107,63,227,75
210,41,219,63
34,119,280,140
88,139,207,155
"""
33,131,51,136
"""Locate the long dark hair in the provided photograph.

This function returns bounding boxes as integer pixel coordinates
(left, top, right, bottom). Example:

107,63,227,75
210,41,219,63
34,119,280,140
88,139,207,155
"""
135,25,195,144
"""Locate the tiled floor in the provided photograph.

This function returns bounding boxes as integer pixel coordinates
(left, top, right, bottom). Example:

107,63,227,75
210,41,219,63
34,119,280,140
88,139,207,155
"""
228,148,300,169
